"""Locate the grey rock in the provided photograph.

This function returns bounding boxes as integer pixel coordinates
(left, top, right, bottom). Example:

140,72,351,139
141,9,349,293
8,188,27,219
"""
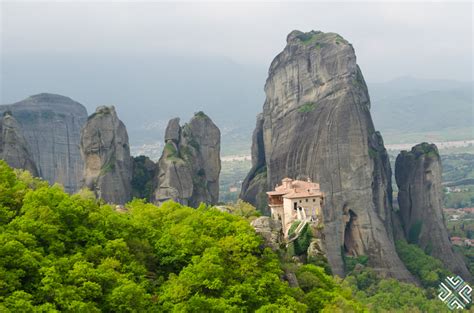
164,117,181,143
0,112,38,175
80,106,132,204
0,93,88,192
250,216,282,251
154,112,221,207
395,143,471,279
240,30,414,282
240,114,269,213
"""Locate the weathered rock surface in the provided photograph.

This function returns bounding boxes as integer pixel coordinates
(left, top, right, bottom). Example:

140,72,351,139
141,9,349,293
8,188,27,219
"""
0,93,88,192
80,106,132,204
153,112,221,207
241,30,413,281
251,216,283,251
395,143,471,279
0,112,38,175
240,114,269,213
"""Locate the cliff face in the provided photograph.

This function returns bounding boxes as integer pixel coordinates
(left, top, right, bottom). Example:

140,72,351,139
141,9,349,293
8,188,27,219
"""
0,112,38,176
241,30,413,281
80,106,132,204
395,143,471,279
154,112,221,207
0,93,87,193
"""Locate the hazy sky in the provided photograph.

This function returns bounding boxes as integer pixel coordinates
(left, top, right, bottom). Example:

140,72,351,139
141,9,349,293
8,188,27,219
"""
1,1,473,83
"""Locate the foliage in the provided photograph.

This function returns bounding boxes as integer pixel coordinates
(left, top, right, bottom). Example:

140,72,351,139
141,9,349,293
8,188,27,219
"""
293,224,312,256
194,111,208,119
0,161,454,312
131,156,156,201
344,255,369,273
408,220,423,244
100,155,116,175
288,221,301,238
221,200,261,221
295,265,365,312
0,161,308,311
368,147,378,159
345,267,449,312
395,240,450,288
297,102,317,113
164,142,179,159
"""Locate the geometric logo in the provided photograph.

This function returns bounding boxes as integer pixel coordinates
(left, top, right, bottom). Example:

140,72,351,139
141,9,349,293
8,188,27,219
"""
438,275,472,310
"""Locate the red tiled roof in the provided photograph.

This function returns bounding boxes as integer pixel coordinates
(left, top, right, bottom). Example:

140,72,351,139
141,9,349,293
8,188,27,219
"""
267,178,323,199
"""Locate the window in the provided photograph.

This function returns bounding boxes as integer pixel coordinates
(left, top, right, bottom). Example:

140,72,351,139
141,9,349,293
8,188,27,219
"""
294,202,297,210
306,199,308,202
299,200,302,203
313,198,316,202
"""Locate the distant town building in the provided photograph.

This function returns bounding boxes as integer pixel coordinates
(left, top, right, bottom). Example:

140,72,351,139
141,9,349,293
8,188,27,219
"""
267,177,324,237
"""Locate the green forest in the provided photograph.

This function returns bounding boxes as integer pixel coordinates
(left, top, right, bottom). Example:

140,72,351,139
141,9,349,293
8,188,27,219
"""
0,161,454,312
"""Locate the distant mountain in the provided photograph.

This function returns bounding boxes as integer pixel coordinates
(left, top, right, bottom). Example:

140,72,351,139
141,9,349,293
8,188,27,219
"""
369,77,473,143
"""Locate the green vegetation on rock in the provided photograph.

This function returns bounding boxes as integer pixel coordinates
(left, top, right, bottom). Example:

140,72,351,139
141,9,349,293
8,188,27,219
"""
298,102,318,113
0,161,454,312
395,240,450,288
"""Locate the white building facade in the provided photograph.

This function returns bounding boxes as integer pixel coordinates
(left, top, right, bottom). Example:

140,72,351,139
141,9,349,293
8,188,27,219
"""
267,178,324,237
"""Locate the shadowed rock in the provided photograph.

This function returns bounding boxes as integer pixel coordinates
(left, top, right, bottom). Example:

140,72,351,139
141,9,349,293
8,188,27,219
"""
154,112,221,207
80,106,132,204
0,112,38,176
395,143,471,279
240,30,413,281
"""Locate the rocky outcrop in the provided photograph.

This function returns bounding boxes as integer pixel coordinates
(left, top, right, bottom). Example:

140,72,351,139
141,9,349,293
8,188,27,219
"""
0,93,88,193
153,112,221,207
395,143,471,279
251,216,283,251
80,106,132,204
240,30,413,281
0,112,38,175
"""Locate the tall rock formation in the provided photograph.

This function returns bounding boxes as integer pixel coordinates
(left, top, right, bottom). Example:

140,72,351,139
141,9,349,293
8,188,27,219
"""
80,106,132,204
0,112,38,176
154,112,221,207
240,30,413,281
0,93,88,192
395,143,471,279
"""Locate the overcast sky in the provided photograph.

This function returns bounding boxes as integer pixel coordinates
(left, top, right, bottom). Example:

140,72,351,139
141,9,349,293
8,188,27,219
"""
1,1,472,83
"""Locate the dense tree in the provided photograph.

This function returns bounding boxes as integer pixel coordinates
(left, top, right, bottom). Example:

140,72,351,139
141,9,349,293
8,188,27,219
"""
0,161,451,312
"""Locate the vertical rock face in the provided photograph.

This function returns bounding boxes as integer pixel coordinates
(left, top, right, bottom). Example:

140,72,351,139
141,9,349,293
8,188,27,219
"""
154,112,221,207
0,112,38,176
0,93,88,193
80,106,132,204
395,143,471,279
241,30,413,281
